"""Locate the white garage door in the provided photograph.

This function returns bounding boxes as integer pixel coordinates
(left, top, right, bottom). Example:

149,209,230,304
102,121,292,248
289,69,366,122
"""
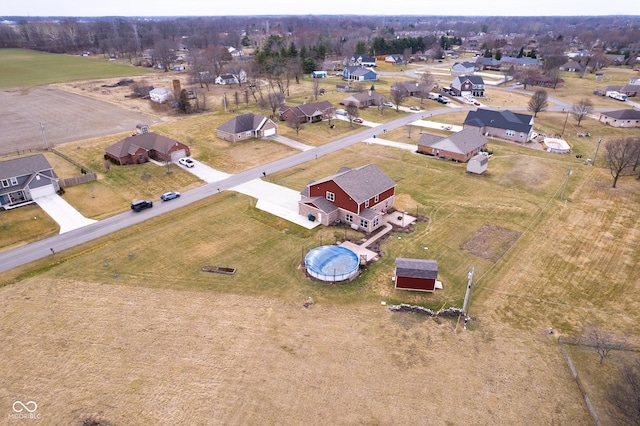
30,184,56,199
171,149,187,162
263,128,276,137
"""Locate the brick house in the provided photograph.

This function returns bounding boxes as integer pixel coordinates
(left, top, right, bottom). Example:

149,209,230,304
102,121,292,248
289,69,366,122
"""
342,90,386,108
0,154,59,207
216,113,278,142
599,109,640,128
451,75,485,97
417,128,488,162
298,164,396,233
463,108,534,143
104,133,191,165
279,101,335,124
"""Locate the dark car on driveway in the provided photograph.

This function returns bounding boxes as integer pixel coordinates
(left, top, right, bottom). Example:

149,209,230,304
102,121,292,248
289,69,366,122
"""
131,200,153,212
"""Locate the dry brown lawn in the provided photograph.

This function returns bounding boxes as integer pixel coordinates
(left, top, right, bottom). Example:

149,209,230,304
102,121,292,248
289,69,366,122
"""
2,62,639,425
0,279,590,425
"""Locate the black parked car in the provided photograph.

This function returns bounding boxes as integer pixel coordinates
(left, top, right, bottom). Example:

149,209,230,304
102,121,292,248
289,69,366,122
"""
131,200,153,212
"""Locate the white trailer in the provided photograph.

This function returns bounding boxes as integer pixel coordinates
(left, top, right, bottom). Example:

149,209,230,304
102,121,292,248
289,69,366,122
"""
610,92,628,101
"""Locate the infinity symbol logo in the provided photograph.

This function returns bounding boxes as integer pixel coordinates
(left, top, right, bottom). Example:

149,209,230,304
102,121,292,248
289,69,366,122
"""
12,401,38,413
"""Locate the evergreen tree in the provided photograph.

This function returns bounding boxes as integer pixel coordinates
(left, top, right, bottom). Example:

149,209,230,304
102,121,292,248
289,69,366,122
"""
177,89,192,114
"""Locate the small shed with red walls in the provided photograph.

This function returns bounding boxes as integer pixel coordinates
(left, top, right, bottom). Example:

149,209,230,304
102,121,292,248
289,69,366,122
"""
394,258,439,292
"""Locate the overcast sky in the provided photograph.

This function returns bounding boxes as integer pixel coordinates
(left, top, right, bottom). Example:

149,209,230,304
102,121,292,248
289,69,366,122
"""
2,0,639,18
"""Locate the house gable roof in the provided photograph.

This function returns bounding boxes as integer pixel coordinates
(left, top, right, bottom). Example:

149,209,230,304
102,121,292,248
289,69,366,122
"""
0,154,54,181
452,62,476,70
500,56,539,66
105,133,184,158
464,108,533,133
297,101,333,117
417,128,488,155
601,109,640,120
301,196,339,214
350,68,377,77
217,113,269,134
454,75,485,85
395,258,438,279
312,164,396,204
344,91,385,104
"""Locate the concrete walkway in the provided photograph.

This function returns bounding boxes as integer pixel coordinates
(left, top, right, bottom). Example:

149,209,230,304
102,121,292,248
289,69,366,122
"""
268,135,314,151
35,194,97,234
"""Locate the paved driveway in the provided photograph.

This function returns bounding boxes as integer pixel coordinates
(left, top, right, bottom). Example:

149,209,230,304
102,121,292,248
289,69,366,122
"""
35,194,97,234
176,158,320,229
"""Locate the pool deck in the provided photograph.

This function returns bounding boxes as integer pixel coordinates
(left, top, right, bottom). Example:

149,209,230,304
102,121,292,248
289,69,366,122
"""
339,212,417,263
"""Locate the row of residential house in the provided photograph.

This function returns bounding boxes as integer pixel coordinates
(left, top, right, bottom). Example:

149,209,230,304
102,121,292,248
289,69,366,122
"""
593,77,640,99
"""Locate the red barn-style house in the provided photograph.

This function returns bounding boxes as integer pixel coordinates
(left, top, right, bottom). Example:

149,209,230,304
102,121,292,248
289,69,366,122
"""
298,164,396,233
394,258,439,292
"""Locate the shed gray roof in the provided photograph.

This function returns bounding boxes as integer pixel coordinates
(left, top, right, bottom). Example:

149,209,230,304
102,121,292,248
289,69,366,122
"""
0,154,54,181
395,258,438,279
313,164,396,204
463,108,533,133
418,128,488,155
217,113,268,134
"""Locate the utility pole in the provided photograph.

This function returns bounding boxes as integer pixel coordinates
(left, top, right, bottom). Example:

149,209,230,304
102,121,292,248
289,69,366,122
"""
560,112,569,138
462,266,475,316
39,122,49,150
592,136,602,166
560,169,573,201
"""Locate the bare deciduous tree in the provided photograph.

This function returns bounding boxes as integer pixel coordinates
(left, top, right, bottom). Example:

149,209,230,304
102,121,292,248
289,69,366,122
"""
571,98,594,126
419,71,436,103
528,89,548,117
605,137,640,188
390,83,407,112
258,85,285,118
583,324,625,364
285,114,304,136
546,67,563,90
312,78,322,101
607,358,640,426
346,104,359,125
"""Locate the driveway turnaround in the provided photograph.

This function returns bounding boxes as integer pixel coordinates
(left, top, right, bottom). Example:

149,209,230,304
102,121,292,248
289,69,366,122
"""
35,194,97,234
177,158,320,229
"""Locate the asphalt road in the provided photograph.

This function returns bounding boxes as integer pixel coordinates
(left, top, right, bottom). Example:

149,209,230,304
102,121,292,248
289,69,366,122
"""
0,109,460,273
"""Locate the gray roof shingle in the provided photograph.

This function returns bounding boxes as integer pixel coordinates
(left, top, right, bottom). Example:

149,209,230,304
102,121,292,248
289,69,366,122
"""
418,128,488,155
217,113,267,134
314,164,396,204
601,109,640,120
0,154,54,181
463,108,533,133
395,258,438,279
105,133,184,158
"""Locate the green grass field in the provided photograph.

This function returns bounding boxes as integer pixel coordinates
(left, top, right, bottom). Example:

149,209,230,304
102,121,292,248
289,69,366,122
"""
0,48,154,88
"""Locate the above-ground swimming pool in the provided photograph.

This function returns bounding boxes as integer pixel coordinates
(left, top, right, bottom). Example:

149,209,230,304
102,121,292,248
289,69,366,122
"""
544,137,571,154
305,245,360,282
